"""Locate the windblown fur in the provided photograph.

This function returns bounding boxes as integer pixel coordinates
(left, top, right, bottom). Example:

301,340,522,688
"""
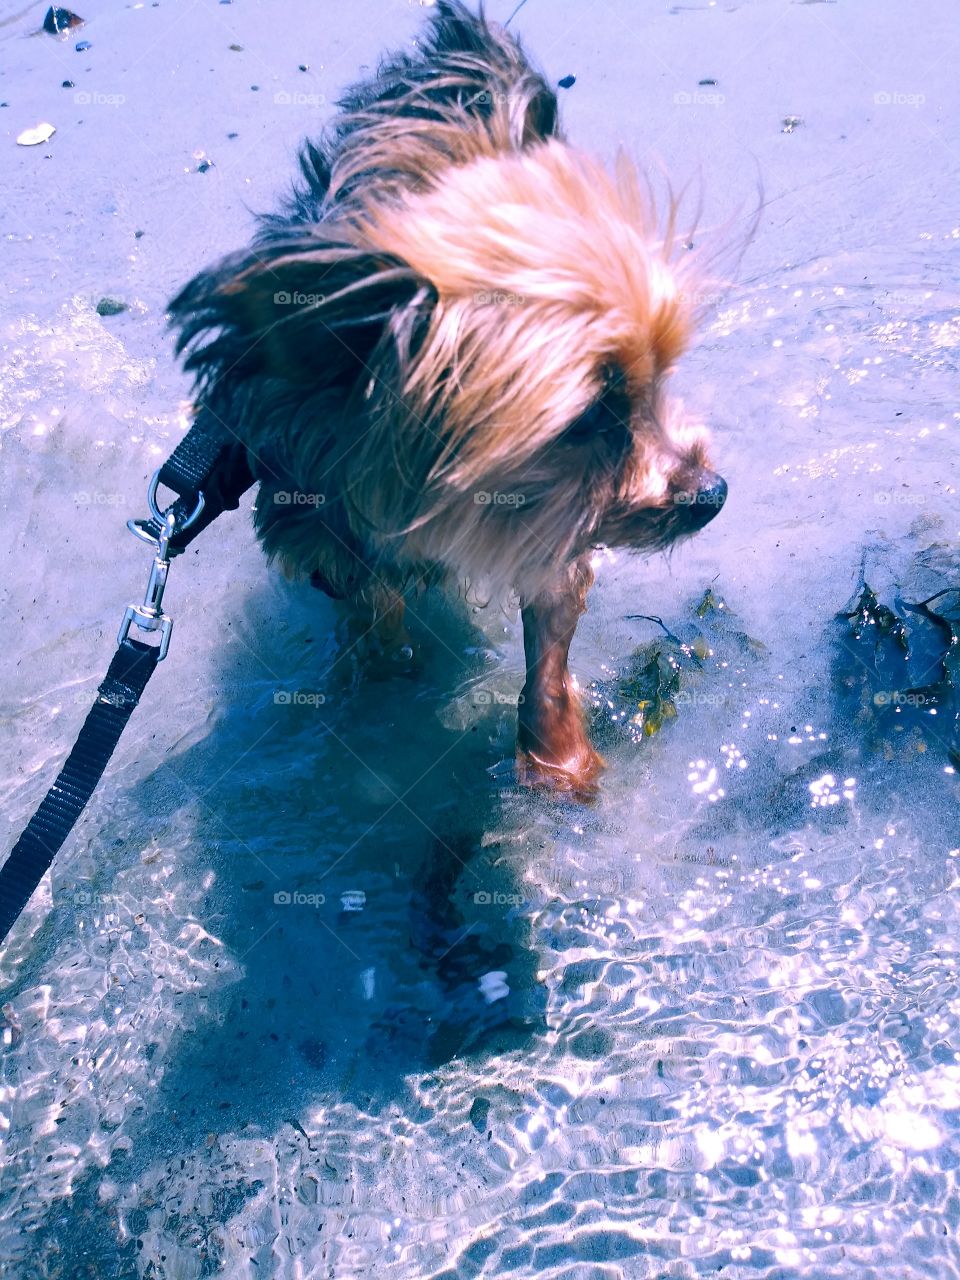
169,0,717,603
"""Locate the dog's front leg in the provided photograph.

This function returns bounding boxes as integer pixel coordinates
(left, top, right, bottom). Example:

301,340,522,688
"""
336,584,418,679
516,556,604,800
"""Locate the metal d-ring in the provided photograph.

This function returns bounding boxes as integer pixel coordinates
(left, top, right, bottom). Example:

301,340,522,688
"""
126,469,206,546
145,469,206,531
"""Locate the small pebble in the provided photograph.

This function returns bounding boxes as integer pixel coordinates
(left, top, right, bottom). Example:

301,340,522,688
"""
62,79,75,88
699,77,717,86
96,297,127,316
298,64,308,72
134,229,145,238
43,6,83,35
557,74,576,89
75,39,92,51
469,1097,491,1132
782,115,802,133
196,158,214,172
229,43,243,51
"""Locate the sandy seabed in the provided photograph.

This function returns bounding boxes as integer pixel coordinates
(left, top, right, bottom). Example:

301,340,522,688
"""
1,1,959,1276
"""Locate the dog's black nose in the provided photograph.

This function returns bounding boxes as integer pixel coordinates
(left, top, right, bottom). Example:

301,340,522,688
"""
697,474,727,516
675,472,727,530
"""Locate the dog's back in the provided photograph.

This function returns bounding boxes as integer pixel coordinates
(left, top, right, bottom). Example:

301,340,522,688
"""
259,0,559,238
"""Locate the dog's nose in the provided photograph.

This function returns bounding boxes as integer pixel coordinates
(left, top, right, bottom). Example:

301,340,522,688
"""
696,473,727,516
676,471,727,529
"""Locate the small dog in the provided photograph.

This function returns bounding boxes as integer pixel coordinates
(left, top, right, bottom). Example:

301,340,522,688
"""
170,1,726,798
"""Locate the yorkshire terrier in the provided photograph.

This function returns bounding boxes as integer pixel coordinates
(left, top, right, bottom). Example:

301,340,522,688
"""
169,0,727,799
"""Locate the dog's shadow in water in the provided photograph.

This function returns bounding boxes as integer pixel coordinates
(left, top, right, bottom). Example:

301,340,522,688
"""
111,578,544,1148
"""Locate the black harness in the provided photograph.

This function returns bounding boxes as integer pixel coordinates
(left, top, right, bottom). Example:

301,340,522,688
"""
0,415,256,944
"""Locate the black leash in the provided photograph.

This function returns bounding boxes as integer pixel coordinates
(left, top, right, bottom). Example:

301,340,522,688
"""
0,414,255,945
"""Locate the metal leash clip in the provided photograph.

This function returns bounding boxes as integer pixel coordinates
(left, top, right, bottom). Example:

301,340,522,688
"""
118,470,205,662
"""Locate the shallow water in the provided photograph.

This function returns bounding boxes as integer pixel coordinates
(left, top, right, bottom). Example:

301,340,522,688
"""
2,0,959,1277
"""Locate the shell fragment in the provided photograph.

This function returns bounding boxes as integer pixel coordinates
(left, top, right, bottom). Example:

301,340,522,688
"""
17,122,56,146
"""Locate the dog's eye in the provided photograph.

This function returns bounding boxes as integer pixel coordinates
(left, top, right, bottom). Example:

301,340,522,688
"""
562,365,631,449
600,364,628,398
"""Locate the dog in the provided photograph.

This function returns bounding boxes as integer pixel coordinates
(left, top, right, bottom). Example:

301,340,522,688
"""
169,0,727,800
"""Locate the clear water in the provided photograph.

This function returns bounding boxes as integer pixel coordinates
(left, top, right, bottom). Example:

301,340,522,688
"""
2,0,959,1276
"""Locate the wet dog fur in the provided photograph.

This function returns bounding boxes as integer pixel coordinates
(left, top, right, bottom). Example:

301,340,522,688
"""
168,0,727,799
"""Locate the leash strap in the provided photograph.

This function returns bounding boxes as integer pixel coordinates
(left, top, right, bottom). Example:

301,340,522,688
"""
0,639,160,941
134,415,255,551
0,414,256,946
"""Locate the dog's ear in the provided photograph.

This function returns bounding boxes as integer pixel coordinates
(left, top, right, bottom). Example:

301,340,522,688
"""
168,235,437,391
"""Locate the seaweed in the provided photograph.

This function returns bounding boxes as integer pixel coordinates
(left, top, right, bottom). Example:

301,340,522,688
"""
588,587,763,746
836,580,960,767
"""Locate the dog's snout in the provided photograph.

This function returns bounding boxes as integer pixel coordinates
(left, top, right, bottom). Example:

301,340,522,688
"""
675,470,727,529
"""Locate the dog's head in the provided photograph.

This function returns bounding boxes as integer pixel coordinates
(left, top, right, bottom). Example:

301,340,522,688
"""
171,141,725,596
359,142,726,588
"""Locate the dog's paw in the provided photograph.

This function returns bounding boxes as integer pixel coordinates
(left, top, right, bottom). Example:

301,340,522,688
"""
515,742,604,803
333,613,420,683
